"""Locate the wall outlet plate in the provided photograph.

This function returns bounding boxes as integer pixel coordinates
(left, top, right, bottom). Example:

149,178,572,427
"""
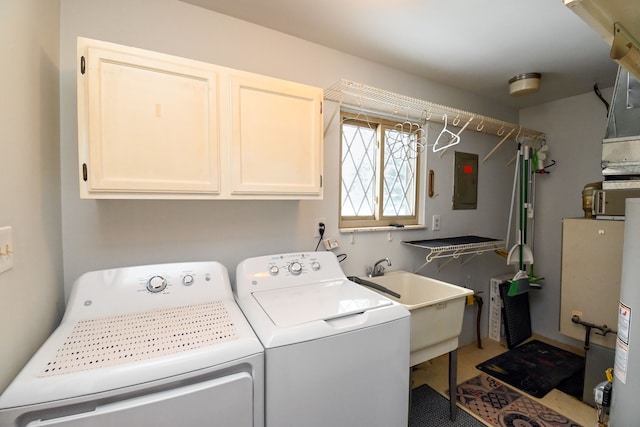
0,226,14,274
314,217,326,238
432,215,441,231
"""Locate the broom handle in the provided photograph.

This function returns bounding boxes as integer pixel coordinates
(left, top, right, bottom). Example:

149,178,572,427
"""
519,145,524,271
523,147,529,245
506,153,519,246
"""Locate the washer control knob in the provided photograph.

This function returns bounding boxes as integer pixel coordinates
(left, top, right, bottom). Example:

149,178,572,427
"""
288,261,303,275
269,265,280,276
311,261,321,271
182,274,194,286
147,275,167,293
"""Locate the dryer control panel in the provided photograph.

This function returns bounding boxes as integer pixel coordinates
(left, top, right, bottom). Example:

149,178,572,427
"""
65,261,234,320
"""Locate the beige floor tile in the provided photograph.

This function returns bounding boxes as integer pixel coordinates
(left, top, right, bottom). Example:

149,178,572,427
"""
411,338,597,426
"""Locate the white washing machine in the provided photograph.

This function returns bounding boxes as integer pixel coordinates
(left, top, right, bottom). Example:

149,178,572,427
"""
234,252,410,427
0,261,264,427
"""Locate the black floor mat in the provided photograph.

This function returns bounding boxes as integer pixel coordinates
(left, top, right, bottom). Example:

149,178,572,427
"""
557,366,585,399
476,339,585,399
410,384,484,427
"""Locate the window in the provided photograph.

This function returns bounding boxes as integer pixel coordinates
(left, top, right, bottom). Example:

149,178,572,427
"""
339,111,422,229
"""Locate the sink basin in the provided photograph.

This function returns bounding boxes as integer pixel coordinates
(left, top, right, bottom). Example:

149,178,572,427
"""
362,271,473,366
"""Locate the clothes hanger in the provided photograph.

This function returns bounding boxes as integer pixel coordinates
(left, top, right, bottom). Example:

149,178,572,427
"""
387,114,427,160
432,114,460,153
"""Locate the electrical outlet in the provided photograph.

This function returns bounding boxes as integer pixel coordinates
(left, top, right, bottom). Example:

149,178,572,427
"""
314,217,326,238
432,215,441,231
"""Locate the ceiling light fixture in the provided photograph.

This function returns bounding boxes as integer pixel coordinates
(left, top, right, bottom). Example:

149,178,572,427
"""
509,73,542,96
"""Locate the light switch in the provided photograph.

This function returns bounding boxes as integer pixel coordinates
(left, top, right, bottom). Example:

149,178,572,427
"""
0,226,14,274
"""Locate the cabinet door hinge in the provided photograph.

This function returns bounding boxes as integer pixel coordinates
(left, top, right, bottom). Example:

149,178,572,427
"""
80,56,86,74
82,163,88,181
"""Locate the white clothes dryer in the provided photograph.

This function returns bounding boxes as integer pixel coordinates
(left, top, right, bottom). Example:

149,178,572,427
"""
234,251,410,427
0,261,264,427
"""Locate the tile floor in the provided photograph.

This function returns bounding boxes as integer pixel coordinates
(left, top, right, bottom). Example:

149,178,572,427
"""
411,337,597,426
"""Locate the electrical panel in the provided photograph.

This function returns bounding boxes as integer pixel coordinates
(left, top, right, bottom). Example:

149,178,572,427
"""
453,151,478,210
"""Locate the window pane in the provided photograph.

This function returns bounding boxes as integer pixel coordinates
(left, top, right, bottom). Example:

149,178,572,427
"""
339,112,420,229
383,128,417,216
341,122,376,217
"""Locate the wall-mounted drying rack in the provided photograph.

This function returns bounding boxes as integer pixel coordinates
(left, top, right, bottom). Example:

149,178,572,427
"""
402,236,505,272
324,79,546,162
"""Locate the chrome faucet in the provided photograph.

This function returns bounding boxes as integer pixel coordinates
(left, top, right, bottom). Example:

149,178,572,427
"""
368,258,391,277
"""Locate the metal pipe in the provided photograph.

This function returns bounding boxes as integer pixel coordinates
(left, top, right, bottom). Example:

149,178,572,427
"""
571,314,616,351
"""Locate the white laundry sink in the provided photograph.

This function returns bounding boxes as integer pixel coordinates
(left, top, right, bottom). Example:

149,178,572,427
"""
360,271,473,366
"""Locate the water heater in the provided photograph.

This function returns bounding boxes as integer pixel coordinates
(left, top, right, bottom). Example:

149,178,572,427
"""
610,198,640,425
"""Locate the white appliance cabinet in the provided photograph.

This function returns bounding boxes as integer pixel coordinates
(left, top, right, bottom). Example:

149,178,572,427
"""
77,37,323,200
560,218,623,349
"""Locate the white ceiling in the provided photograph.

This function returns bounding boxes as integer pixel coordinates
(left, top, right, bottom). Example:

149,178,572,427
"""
180,0,621,109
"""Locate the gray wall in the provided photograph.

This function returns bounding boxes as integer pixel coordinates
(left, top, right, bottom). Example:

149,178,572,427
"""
59,0,517,323
57,0,528,351
0,0,614,394
58,0,613,351
0,0,63,391
521,90,611,348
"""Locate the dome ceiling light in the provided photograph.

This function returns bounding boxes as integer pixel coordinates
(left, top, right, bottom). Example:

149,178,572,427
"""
509,73,542,96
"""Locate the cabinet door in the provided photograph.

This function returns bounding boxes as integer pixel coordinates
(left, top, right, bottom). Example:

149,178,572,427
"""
229,72,323,197
78,38,221,198
560,218,624,349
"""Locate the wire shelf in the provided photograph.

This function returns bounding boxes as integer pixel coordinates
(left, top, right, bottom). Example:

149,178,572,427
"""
403,236,505,272
325,79,546,161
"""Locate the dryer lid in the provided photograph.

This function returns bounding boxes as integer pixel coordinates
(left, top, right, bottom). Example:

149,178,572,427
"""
252,280,392,327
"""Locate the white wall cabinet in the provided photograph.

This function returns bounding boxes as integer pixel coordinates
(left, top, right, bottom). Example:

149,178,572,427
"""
560,218,624,349
229,72,323,196
77,37,323,199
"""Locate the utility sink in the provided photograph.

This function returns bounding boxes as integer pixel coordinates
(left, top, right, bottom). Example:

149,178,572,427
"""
360,271,473,366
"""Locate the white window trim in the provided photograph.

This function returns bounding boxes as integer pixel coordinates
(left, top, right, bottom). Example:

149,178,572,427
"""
338,110,426,233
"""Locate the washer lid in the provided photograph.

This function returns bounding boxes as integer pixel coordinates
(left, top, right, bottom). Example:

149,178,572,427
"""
252,280,392,327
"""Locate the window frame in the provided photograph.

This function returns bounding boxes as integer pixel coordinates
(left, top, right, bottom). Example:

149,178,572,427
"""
339,110,425,230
